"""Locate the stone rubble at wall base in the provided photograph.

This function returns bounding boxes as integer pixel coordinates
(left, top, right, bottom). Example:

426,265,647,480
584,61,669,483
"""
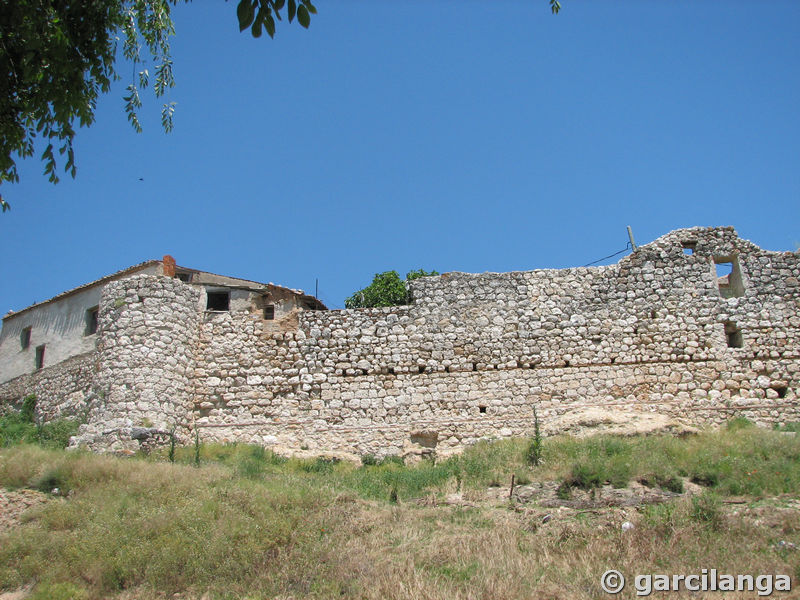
1,227,798,459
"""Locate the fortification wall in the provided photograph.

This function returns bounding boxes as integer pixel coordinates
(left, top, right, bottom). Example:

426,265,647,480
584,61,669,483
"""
3,226,796,457
72,275,201,451
195,227,800,458
0,352,95,419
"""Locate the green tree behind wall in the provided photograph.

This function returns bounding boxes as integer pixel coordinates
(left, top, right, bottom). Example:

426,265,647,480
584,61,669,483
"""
345,269,439,309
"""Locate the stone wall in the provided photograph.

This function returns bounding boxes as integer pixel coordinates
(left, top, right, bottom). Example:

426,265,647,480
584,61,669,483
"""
2,226,797,457
194,227,800,459
0,352,94,419
71,275,201,451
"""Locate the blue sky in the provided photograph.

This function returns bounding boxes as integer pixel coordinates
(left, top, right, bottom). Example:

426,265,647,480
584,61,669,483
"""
1,0,798,311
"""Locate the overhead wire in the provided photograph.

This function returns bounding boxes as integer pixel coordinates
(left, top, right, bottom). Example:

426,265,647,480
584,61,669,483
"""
581,242,633,268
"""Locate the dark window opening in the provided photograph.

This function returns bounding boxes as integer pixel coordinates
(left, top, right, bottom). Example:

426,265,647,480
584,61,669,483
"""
85,306,99,335
682,241,697,255
175,272,193,283
418,365,426,374
20,327,31,350
206,291,230,311
714,255,745,298
263,305,275,320
725,322,743,348
771,385,788,399
35,345,45,370
650,310,657,319
303,300,318,311
564,360,571,367
472,363,478,372
479,405,487,414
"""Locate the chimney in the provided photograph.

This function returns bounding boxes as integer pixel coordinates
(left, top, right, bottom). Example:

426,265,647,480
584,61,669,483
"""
162,255,176,278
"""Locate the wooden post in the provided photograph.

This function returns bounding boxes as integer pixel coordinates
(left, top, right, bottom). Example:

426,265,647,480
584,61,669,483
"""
627,226,637,251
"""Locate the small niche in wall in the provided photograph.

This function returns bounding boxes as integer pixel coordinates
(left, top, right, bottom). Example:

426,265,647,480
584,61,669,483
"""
263,305,275,320
85,306,99,336
206,291,230,311
713,255,745,298
771,384,788,399
682,241,697,255
20,326,31,350
479,405,487,414
724,321,743,348
35,344,45,370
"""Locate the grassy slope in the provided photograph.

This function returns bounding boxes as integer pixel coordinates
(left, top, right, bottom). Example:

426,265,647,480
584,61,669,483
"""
0,422,798,599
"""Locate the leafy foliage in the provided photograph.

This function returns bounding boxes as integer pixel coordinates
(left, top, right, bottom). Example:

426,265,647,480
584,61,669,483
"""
235,0,318,38
0,404,79,449
1,1,564,210
344,269,439,309
525,406,543,466
0,0,316,209
0,1,178,200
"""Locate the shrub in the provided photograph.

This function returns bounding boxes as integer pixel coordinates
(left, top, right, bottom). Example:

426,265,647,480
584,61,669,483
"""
0,404,78,450
30,582,88,600
20,394,37,423
726,416,754,431
361,454,378,466
568,461,604,490
691,492,723,529
37,419,80,449
525,407,543,467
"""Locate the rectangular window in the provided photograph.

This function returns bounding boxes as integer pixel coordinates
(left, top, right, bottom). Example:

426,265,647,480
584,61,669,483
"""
725,322,743,348
714,255,745,298
682,241,696,255
85,306,99,335
20,326,31,350
176,272,193,282
263,305,275,320
206,291,230,311
35,344,45,370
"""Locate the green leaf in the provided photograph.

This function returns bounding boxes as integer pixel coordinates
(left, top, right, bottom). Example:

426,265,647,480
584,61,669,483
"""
252,17,263,38
237,0,256,31
297,4,310,28
304,1,317,15
288,0,296,22
265,14,276,38
272,0,285,10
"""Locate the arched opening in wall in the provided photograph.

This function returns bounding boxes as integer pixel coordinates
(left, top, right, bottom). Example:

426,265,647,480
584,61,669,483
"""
713,255,745,298
724,322,743,348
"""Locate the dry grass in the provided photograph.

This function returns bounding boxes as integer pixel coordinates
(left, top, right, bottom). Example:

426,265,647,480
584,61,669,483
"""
0,424,799,599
